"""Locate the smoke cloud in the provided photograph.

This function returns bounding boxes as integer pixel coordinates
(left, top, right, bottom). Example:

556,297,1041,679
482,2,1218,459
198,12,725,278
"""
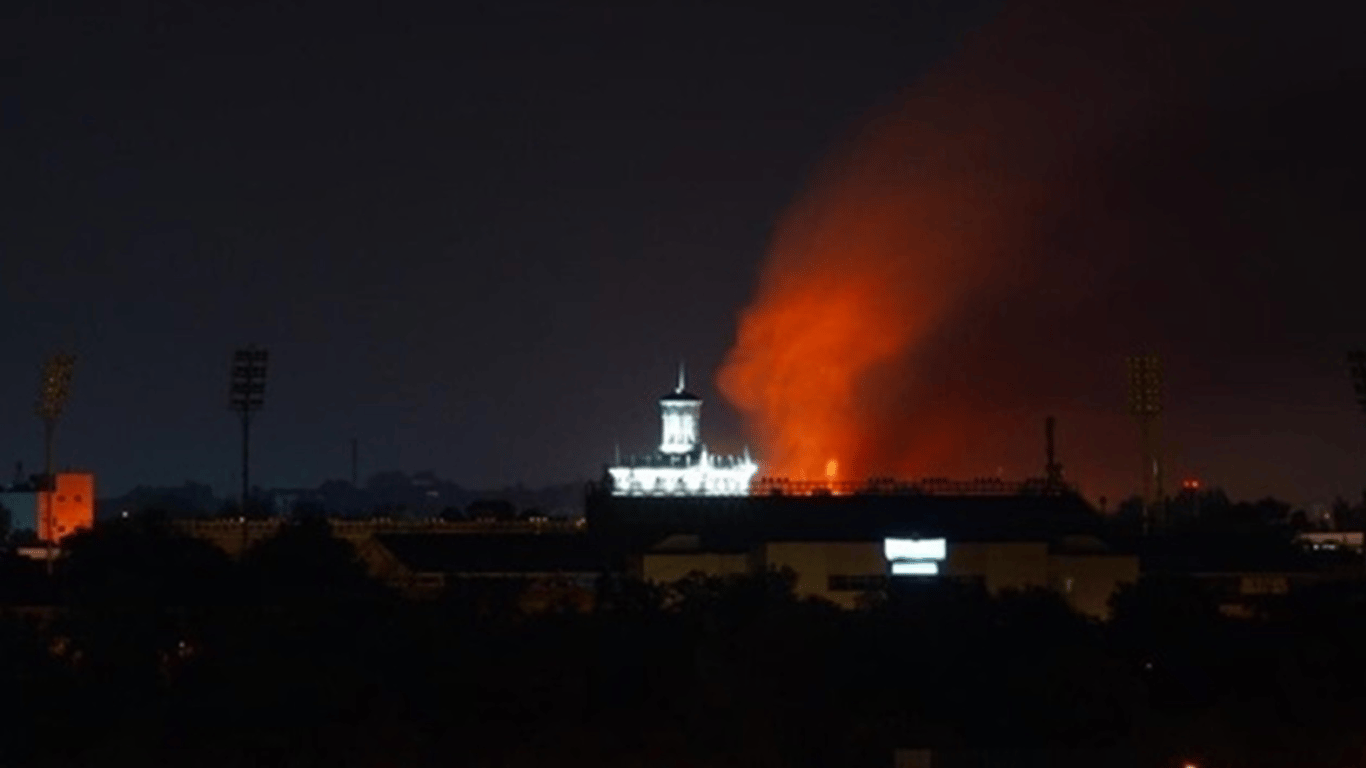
717,2,1298,490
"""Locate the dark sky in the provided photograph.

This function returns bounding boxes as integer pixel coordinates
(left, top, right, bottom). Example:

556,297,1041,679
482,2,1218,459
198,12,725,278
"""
3,0,1366,507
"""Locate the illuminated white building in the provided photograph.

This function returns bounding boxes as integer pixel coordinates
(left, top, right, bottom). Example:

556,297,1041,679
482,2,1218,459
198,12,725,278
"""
608,367,759,496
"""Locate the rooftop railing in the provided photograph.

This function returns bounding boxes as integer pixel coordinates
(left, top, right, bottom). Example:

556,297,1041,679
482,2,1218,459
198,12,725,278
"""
589,476,1075,498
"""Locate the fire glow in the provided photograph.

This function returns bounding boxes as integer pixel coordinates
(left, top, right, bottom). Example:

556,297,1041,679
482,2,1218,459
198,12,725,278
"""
717,1,1186,485
716,78,1033,481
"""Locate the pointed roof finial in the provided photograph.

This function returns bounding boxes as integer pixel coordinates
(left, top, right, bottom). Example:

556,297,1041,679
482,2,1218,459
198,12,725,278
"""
677,360,686,394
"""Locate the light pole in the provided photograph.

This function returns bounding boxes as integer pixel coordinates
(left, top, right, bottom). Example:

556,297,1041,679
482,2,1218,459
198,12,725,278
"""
1127,353,1164,535
35,352,75,566
229,346,268,515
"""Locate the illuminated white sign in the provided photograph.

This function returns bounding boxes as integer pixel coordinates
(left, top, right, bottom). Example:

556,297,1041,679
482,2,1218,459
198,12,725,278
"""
884,538,946,562
891,561,939,576
885,537,946,578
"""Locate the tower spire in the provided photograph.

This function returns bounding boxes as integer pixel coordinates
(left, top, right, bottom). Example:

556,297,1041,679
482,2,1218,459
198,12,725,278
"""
677,361,686,393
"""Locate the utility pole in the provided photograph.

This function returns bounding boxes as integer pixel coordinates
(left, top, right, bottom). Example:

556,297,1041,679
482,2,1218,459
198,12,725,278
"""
35,352,75,567
1127,354,1164,535
229,346,268,514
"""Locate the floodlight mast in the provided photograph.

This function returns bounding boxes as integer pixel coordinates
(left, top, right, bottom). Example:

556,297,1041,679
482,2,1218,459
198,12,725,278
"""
1126,354,1164,535
34,352,75,566
229,346,268,513
36,353,76,482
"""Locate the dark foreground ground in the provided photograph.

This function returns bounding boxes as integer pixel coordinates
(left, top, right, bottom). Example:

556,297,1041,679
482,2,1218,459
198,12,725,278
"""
3,518,1364,768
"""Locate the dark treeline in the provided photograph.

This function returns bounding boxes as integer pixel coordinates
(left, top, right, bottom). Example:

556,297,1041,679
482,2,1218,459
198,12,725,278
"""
3,514,1366,767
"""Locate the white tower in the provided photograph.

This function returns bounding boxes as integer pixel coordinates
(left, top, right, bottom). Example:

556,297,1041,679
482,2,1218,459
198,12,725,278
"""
659,363,701,454
607,363,758,496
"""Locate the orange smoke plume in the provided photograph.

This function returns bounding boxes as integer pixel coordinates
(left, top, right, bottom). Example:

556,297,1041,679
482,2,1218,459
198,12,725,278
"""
718,2,1194,483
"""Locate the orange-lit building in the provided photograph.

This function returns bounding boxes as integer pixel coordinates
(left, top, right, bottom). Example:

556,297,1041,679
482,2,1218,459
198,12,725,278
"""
36,472,95,542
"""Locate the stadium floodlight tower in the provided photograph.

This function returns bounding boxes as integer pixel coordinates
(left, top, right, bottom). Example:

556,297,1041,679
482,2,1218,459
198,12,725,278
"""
1126,353,1164,534
229,346,268,512
35,352,75,563
35,352,77,484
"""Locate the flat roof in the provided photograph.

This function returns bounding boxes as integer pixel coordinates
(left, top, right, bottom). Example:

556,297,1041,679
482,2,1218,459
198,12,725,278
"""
376,533,606,575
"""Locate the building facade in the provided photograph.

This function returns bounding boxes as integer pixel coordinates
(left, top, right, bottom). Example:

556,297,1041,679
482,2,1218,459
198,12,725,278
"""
640,536,1137,618
1,472,95,543
607,367,758,496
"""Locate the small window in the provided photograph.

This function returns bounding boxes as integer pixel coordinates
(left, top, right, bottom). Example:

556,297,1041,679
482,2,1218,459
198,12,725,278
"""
57,495,66,502
74,494,82,502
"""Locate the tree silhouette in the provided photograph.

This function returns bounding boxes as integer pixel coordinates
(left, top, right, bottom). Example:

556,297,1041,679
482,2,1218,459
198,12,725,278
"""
240,516,386,604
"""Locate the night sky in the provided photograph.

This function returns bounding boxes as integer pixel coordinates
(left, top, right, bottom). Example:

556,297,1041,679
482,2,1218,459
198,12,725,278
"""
3,0,1366,508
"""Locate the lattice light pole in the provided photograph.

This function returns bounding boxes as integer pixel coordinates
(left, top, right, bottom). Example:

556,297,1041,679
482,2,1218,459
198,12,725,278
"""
1127,354,1164,533
35,352,75,551
229,346,268,511
35,352,77,482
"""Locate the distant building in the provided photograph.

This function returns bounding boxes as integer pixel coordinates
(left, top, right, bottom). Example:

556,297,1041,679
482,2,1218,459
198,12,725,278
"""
39,473,95,542
0,488,39,535
175,516,585,560
371,533,602,609
1299,530,1362,553
607,366,758,496
1,473,94,543
604,490,1137,618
